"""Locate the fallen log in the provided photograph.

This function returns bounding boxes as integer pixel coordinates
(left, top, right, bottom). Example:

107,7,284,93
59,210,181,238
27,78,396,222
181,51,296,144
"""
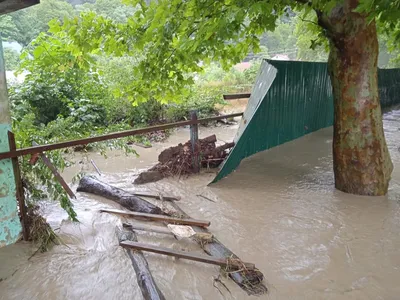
116,227,166,300
77,176,164,215
169,201,267,295
120,241,255,270
101,208,210,227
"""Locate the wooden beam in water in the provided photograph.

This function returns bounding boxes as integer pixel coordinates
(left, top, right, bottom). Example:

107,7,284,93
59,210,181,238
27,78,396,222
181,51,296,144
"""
117,228,166,300
120,241,255,270
132,192,181,202
100,208,210,227
123,222,173,236
32,142,75,199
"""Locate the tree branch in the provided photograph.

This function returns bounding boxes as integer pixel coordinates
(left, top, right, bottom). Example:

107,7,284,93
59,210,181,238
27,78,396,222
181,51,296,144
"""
299,17,318,26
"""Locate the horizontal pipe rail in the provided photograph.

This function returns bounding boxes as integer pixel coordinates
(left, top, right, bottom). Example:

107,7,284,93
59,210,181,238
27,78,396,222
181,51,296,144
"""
223,93,251,100
0,112,243,160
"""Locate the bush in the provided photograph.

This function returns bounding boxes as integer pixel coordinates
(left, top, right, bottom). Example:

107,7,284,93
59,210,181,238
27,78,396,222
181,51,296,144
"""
166,86,226,121
68,98,107,126
10,74,73,125
243,60,262,84
4,48,20,71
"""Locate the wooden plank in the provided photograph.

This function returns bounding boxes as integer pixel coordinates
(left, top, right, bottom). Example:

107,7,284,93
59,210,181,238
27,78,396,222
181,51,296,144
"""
90,159,102,176
223,93,251,100
123,222,173,235
132,192,181,202
100,208,210,227
120,241,255,270
117,228,166,300
8,131,29,241
34,143,76,199
0,112,243,160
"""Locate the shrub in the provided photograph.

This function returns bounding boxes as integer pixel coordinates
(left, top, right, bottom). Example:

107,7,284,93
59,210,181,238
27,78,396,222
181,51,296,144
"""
166,86,226,121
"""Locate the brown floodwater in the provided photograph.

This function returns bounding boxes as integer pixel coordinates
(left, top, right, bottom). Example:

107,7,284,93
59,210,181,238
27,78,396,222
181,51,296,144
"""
1,112,400,300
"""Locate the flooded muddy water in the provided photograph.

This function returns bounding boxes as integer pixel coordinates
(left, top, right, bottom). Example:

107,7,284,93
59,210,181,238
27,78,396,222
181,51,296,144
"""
1,112,400,300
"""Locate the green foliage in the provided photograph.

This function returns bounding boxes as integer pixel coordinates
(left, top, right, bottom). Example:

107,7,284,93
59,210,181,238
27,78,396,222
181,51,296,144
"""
9,0,400,219
0,15,20,41
68,98,107,126
166,86,226,121
41,0,398,104
243,61,262,84
10,108,137,220
293,13,329,62
260,20,298,60
10,75,73,124
12,113,77,220
9,0,75,46
198,63,249,86
75,0,136,23
41,1,285,104
3,48,20,70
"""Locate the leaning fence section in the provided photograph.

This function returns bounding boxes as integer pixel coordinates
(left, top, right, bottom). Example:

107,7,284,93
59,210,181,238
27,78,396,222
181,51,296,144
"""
213,60,400,183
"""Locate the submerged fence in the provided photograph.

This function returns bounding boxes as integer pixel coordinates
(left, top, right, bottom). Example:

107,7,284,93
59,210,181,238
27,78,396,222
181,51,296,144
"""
212,59,400,183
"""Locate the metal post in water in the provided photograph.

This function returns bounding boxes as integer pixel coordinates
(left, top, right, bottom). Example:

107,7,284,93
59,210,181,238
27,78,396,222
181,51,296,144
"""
0,36,22,247
189,110,200,173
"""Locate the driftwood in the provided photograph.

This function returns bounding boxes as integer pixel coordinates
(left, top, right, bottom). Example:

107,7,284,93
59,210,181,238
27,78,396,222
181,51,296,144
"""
116,227,166,300
168,201,267,295
101,208,210,227
120,241,255,270
81,179,266,295
77,176,164,215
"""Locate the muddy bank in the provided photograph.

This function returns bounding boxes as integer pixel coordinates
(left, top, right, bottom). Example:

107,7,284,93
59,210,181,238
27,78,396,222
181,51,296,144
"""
1,114,400,299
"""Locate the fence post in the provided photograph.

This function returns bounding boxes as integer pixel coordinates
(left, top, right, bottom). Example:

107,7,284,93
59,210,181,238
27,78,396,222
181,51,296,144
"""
190,110,200,173
8,131,29,241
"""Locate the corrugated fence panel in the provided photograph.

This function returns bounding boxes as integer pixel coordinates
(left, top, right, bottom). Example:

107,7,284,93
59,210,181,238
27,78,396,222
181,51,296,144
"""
379,68,400,109
212,60,400,184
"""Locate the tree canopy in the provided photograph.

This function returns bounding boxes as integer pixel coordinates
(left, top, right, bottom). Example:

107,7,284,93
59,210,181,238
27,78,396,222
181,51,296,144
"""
2,0,75,45
27,0,397,104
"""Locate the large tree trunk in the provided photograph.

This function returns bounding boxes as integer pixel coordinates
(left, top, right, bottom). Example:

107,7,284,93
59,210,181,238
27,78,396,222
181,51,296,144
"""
319,0,393,195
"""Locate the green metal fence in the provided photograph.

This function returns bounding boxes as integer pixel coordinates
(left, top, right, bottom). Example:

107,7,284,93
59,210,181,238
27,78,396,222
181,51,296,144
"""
212,59,400,183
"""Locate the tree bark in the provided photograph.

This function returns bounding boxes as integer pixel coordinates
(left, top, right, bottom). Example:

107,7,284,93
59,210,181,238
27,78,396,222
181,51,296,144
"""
318,0,393,195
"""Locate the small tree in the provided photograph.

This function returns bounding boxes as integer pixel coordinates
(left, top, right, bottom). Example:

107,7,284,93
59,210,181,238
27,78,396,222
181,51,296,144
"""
31,0,400,195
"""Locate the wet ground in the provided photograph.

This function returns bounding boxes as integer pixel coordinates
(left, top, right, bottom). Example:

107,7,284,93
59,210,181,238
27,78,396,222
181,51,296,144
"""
1,111,400,300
